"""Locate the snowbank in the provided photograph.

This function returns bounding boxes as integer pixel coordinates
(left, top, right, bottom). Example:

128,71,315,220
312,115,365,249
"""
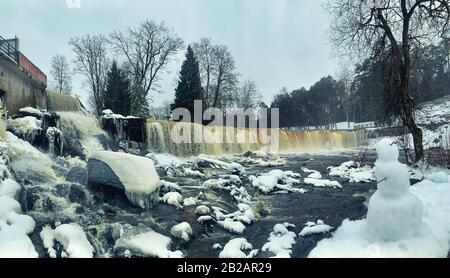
40,224,94,258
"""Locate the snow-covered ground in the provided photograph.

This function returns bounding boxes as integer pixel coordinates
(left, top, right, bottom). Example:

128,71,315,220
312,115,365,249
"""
309,139,450,258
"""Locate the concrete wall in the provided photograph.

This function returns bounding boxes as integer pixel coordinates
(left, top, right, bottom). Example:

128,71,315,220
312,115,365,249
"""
0,52,47,115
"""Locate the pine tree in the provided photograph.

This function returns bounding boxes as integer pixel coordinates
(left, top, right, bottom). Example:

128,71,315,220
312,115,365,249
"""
171,46,204,119
103,61,132,115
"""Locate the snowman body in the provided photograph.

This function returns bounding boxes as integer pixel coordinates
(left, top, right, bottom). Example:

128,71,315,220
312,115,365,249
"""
367,139,424,241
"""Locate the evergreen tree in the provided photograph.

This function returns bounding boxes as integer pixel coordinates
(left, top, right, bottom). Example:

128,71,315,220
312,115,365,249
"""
103,61,132,115
171,46,204,119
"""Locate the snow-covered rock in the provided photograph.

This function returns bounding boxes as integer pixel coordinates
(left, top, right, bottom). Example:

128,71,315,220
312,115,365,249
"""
171,222,193,242
88,151,161,209
114,230,183,258
299,220,333,237
194,205,211,215
262,223,297,258
219,238,258,258
162,192,183,209
218,218,247,234
40,223,94,258
250,170,306,194
328,161,375,183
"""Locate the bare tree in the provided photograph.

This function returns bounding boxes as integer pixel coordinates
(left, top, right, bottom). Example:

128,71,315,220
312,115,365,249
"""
69,34,109,116
211,45,239,108
239,80,262,110
109,19,184,101
193,38,214,105
327,0,450,162
193,39,239,109
50,54,72,96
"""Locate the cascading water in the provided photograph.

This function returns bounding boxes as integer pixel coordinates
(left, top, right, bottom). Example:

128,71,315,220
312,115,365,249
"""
57,112,107,157
146,120,367,157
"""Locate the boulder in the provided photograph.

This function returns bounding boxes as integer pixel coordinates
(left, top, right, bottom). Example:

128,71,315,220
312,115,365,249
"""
88,151,161,209
66,167,88,185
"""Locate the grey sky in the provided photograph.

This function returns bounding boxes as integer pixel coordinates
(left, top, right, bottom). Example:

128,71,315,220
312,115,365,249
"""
0,0,338,107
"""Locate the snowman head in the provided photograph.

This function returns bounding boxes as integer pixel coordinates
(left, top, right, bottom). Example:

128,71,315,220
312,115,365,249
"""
376,138,399,162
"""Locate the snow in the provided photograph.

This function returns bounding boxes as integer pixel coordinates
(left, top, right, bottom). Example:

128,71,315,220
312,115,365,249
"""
7,116,42,138
91,151,160,195
218,218,247,234
183,197,197,207
194,205,211,215
101,109,138,120
303,177,342,189
425,171,448,184
299,220,333,237
197,215,213,223
219,238,258,258
40,223,94,258
196,154,245,174
114,230,183,258
0,195,37,258
162,192,183,209
213,243,222,250
170,222,192,241
261,223,297,258
19,107,43,116
250,169,306,194
309,138,450,258
328,161,375,183
160,180,182,192
183,167,206,178
147,153,186,168
0,178,21,198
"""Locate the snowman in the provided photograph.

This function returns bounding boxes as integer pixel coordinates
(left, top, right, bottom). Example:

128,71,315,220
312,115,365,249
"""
366,138,424,241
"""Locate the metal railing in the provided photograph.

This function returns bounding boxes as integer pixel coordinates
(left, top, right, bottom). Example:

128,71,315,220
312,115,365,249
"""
0,35,19,63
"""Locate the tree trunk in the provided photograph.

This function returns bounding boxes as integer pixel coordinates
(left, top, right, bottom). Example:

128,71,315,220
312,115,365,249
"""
399,70,424,162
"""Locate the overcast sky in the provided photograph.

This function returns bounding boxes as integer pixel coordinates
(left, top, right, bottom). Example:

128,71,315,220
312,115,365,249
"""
0,0,338,107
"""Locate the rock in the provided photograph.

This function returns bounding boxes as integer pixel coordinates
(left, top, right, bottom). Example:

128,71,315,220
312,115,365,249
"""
55,183,91,206
67,167,88,185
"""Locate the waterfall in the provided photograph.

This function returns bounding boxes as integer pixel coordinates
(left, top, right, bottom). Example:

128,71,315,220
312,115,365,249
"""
58,112,106,156
146,120,367,157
